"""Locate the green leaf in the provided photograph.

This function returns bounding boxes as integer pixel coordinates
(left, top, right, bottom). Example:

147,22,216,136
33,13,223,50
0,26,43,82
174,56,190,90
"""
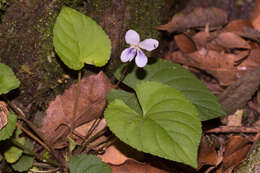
53,6,111,70
107,89,142,114
0,63,20,95
69,154,111,173
11,139,34,171
0,112,17,141
4,128,25,163
105,81,202,168
11,155,34,172
115,59,225,121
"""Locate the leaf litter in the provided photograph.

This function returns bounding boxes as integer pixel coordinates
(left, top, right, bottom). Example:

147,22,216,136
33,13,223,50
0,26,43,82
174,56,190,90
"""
157,1,260,172
35,1,260,172
40,71,113,148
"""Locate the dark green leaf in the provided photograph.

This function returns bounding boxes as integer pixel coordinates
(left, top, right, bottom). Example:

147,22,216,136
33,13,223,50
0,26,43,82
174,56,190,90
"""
105,81,202,168
115,59,225,121
0,63,20,95
0,112,17,141
69,154,111,173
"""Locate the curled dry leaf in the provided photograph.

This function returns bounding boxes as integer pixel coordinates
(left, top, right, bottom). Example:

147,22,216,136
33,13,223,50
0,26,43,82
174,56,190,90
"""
212,32,251,50
250,0,260,31
166,50,247,85
0,101,8,130
40,72,113,148
224,19,253,32
192,31,251,52
222,136,252,172
157,7,228,33
98,145,129,165
174,34,197,53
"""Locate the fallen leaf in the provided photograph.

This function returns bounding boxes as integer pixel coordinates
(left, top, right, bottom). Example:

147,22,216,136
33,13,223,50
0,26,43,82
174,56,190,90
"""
157,7,228,33
40,72,113,148
174,34,197,53
238,49,260,74
165,50,246,85
250,0,260,31
198,136,219,169
192,31,212,49
75,118,107,137
193,31,250,52
110,159,169,173
226,110,243,127
222,136,252,171
98,145,129,165
0,101,8,130
224,19,253,32
212,32,251,50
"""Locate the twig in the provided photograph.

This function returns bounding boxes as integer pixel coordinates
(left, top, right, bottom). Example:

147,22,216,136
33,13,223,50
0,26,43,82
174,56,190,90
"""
83,118,102,143
206,126,260,133
2,96,66,169
16,122,50,152
248,101,260,115
71,71,81,132
79,127,108,153
11,139,60,168
115,63,130,88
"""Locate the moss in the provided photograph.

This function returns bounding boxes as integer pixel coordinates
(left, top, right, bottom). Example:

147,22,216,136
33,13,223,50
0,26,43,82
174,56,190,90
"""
236,138,260,173
126,0,173,40
83,0,112,21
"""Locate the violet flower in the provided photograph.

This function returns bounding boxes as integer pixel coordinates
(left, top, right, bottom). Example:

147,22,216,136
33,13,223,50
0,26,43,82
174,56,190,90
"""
120,29,159,68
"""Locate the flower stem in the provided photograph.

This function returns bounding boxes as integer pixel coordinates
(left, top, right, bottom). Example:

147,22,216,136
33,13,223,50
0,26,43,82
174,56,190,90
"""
71,70,81,131
115,63,130,88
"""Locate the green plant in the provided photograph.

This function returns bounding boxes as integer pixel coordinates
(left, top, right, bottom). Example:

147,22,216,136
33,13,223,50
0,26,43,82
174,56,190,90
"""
104,30,225,168
0,5,225,172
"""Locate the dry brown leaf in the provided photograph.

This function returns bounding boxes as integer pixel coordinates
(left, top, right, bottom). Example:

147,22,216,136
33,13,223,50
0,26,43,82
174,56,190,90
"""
198,136,219,169
251,0,260,31
74,118,107,137
224,19,253,32
98,145,129,165
222,136,252,171
0,101,8,130
174,34,197,53
40,72,113,148
157,7,228,33
192,31,212,49
238,49,260,74
193,31,251,52
226,110,243,127
212,32,251,50
110,159,169,173
165,50,245,85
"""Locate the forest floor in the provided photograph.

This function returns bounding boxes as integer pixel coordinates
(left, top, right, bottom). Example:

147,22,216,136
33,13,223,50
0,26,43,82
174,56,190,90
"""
1,0,260,172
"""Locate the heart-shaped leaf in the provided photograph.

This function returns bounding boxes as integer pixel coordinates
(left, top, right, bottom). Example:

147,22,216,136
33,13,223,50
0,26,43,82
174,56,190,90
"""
11,140,34,172
69,154,111,173
53,6,111,70
115,59,225,121
0,112,17,141
105,81,202,168
107,89,142,114
4,128,25,163
0,63,20,95
11,155,34,172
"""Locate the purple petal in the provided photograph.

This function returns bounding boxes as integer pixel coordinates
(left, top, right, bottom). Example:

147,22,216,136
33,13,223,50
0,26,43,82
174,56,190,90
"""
125,30,140,45
135,50,148,68
120,47,137,62
139,39,159,51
